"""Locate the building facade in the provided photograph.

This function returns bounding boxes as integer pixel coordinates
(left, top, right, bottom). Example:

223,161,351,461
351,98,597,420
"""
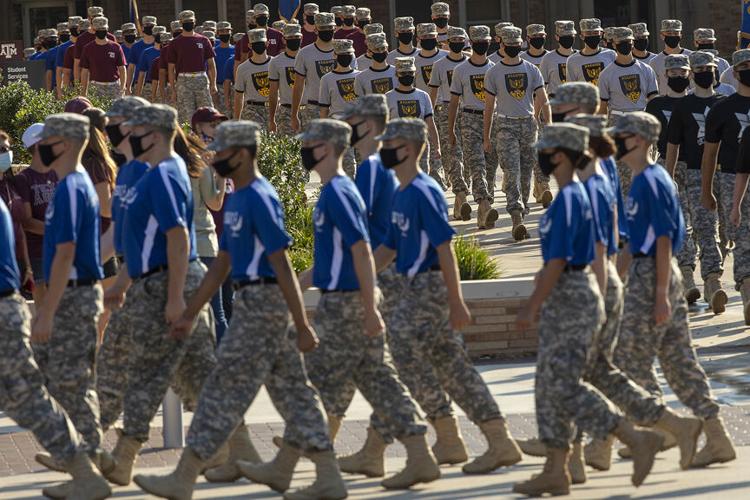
0,0,744,57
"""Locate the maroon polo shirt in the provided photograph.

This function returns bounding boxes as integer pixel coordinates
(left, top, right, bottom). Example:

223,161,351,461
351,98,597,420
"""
168,34,215,74
63,43,75,69
74,30,117,59
13,168,58,260
345,30,367,57
301,28,317,47
234,28,286,61
80,41,126,82
151,56,162,80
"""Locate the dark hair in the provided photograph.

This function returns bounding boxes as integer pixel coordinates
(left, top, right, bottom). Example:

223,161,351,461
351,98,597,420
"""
82,107,107,133
589,134,617,159
558,147,592,170
84,127,117,189
175,128,207,178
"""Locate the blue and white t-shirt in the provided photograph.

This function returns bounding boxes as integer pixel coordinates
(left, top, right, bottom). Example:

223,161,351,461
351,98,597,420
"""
111,159,149,256
43,168,104,282
538,180,595,266
585,171,618,257
600,156,629,242
0,199,20,292
625,163,686,256
384,172,454,277
312,175,370,291
354,153,398,249
122,154,197,279
220,176,292,281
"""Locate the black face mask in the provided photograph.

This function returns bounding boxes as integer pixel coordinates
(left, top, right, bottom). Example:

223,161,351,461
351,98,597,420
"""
667,75,690,93
449,41,465,54
421,38,437,51
504,45,520,58
616,41,633,56
335,17,343,27
252,42,267,55
698,43,714,51
318,30,334,42
129,132,154,158
398,74,415,86
38,141,62,167
218,34,231,44
95,30,107,40
435,18,449,29
551,112,567,123
349,121,369,146
155,34,162,43
529,37,545,50
372,51,388,63
59,34,70,43
472,41,490,56
380,146,406,169
124,34,136,44
337,54,353,67
693,70,715,89
256,16,268,27
739,69,750,87
357,20,370,29
538,152,558,176
182,21,195,32
143,25,154,36
634,38,649,52
173,30,182,38
664,35,681,49
71,27,79,37
286,38,301,51
614,136,634,160
584,35,601,49
343,17,354,27
301,144,325,171
213,150,241,177
306,15,315,25
558,35,575,49
398,32,414,45
105,124,126,147
43,40,57,49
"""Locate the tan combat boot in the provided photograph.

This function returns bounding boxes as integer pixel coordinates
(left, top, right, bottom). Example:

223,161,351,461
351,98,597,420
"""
569,441,587,484
704,272,728,314
462,418,522,474
477,200,499,229
105,434,142,486
618,428,677,458
338,427,387,477
283,450,347,500
133,448,204,500
516,437,547,457
612,420,662,487
205,424,261,482
540,189,554,208
431,415,469,465
512,447,571,496
381,434,441,489
453,192,472,221
510,210,527,241
66,452,112,500
238,441,300,493
691,417,737,468
740,279,750,325
653,408,702,470
35,452,67,473
585,435,615,471
328,414,343,441
680,266,701,305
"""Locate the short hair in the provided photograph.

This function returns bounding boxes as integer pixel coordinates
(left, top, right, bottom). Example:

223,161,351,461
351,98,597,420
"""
589,135,616,159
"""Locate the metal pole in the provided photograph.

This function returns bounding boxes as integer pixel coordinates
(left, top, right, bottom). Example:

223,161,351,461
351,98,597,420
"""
162,389,184,448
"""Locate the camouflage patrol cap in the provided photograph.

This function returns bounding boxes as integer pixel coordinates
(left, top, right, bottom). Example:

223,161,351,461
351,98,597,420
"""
41,113,89,142
342,5,356,17
246,10,255,21
608,111,661,142
194,25,204,34
92,17,108,30
116,30,123,38
304,3,319,14
152,26,167,35
253,4,270,15
494,22,514,37
665,54,690,71
364,23,383,36
689,51,717,68
535,123,589,152
233,33,244,43
121,23,136,32
248,28,267,43
660,19,682,32
341,94,389,119
604,27,614,40
161,33,174,43
203,31,216,40
284,23,303,38
629,23,649,38
355,8,371,20
297,118,351,149
203,21,217,30
549,82,600,107
470,25,492,42
124,104,179,131
47,29,59,37
612,27,634,42
448,27,467,40
527,24,546,37
88,6,103,17
418,23,438,38
375,118,427,144
273,21,286,30
81,20,91,31
179,10,196,22
142,16,157,25
732,49,750,68
579,18,602,32
395,17,415,32
207,120,262,151
555,20,576,36
432,2,450,16
334,39,355,54
170,21,181,32
69,16,82,27
57,22,69,33
106,96,150,119
694,28,716,42
331,6,344,15
366,33,388,51
564,113,607,137
315,13,336,28
24,48,36,57
395,57,416,73
217,21,232,31
500,26,523,45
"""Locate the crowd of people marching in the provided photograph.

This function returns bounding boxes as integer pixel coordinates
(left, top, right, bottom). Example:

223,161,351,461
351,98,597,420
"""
0,1,747,499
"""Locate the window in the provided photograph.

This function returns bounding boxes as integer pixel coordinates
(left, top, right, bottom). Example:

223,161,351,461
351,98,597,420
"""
182,0,219,22
594,0,651,27
466,0,503,23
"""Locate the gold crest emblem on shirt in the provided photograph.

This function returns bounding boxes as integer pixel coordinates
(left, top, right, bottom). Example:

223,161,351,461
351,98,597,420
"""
420,65,433,86
316,59,335,78
336,78,357,102
252,71,270,97
371,77,394,94
582,62,605,86
397,99,421,117
618,74,641,103
285,67,295,87
558,63,567,83
470,74,486,102
505,72,528,100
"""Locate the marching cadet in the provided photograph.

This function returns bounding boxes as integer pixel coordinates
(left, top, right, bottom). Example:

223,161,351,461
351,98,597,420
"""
301,3,319,47
335,5,357,40
489,22,514,64
133,120,346,500
650,20,692,95
354,33,396,96
431,2,451,48
213,22,236,114
372,117,523,475
612,112,736,469
356,23,384,71
168,10,219,123
666,51,727,313
57,16,81,93
331,6,344,29
127,16,157,94
448,25,496,227
514,122,662,497
104,104,218,486
694,29,730,78
80,17,127,100
385,57,442,181
269,23,303,135
135,26,167,100
296,119,442,490
348,8,370,56
73,6,116,83
54,22,71,98
521,24,548,66
484,26,551,241
154,33,175,103
387,17,418,64
234,29,271,124
292,12,337,132
566,18,615,88
250,4,285,57
630,23,657,64
42,28,60,93
604,27,615,50
430,27,470,218
232,10,254,76
702,48,750,325
539,20,577,98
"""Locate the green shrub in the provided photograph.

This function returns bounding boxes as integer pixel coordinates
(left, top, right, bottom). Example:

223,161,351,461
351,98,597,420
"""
454,235,500,280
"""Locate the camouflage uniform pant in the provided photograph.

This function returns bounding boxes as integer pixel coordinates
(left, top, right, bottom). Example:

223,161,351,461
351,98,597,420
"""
304,291,427,439
533,116,549,188
536,270,622,449
685,169,723,279
187,285,331,459
616,160,632,201
141,83,153,102
461,111,498,204
716,171,750,287
495,116,537,213
215,85,229,116
435,105,467,194
176,74,213,125
300,103,319,130
90,81,123,101
388,271,502,424
33,285,103,453
122,261,217,442
670,161,698,271
0,295,80,463
275,105,295,136
240,103,269,127
427,127,444,183
342,146,357,177
614,257,719,419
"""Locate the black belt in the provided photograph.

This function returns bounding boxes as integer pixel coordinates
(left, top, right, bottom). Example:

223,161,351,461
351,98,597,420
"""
246,100,268,106
462,108,483,115
233,277,278,290
281,103,293,108
307,100,320,106
140,265,168,279
563,264,587,272
67,278,98,288
633,253,652,259
320,288,357,294
0,289,17,298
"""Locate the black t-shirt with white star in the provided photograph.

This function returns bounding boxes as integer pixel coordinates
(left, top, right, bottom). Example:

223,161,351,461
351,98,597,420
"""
645,95,683,160
667,93,725,170
705,93,750,174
